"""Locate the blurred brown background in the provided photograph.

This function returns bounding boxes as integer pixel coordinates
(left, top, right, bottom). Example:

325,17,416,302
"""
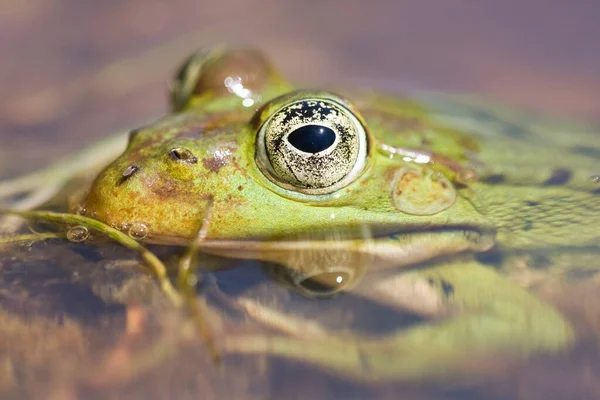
1,0,599,178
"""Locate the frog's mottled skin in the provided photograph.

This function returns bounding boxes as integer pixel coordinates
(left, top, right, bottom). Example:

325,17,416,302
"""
8,48,600,382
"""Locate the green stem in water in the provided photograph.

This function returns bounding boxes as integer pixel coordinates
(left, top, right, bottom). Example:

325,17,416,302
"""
177,198,221,362
0,208,183,308
0,207,223,362
0,231,65,245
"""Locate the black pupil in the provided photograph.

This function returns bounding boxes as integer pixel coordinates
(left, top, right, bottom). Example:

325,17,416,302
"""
287,124,336,153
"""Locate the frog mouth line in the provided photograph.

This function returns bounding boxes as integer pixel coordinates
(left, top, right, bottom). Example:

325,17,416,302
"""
148,224,496,270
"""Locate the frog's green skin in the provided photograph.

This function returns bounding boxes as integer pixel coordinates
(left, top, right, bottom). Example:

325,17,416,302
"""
5,48,600,382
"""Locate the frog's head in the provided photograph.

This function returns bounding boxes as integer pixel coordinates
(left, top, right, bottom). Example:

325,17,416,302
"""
80,48,494,295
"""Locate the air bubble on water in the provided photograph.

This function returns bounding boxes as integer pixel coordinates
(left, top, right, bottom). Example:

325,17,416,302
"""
67,225,90,243
128,222,148,240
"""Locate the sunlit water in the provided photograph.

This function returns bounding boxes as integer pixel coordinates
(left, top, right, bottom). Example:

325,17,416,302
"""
2,2,600,399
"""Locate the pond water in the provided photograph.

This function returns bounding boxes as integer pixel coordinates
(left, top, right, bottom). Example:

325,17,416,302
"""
1,1,600,399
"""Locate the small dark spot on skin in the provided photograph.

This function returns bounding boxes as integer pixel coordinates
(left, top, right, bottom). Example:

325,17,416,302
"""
483,174,505,184
476,249,505,267
238,185,243,191
471,110,526,137
525,200,539,207
528,254,552,269
571,145,600,159
440,280,454,297
543,168,572,186
427,278,435,286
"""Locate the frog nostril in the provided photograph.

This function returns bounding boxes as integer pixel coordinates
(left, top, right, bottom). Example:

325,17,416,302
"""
122,164,139,178
169,148,198,164
118,164,139,185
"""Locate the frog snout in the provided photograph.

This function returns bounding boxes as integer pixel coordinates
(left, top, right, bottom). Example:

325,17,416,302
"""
80,159,209,244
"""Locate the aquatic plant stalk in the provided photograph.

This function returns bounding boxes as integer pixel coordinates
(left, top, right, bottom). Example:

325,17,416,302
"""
177,199,221,362
0,209,183,307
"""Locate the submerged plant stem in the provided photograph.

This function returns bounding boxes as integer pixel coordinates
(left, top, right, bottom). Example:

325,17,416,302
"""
0,231,64,245
177,199,221,362
0,209,183,307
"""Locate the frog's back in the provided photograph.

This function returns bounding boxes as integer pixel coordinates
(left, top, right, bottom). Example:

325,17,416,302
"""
354,90,600,252
429,95,599,250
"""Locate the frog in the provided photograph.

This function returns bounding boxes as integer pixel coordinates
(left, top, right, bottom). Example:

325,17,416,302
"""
1,46,599,384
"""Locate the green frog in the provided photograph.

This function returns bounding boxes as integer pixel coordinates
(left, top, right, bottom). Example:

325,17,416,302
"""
1,47,599,383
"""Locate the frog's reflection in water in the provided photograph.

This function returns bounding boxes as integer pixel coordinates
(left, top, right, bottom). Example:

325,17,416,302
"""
261,225,374,298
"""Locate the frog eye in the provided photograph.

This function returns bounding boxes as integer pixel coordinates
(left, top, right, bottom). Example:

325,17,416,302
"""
169,48,216,112
256,98,368,195
170,47,279,112
168,148,198,164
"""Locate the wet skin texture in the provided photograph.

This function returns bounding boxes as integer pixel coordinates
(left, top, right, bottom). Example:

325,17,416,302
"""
37,47,600,381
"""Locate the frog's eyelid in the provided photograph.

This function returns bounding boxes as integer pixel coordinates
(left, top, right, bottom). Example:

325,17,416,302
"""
168,148,198,164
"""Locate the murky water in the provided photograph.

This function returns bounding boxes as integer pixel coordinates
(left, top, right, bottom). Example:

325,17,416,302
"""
1,1,600,399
